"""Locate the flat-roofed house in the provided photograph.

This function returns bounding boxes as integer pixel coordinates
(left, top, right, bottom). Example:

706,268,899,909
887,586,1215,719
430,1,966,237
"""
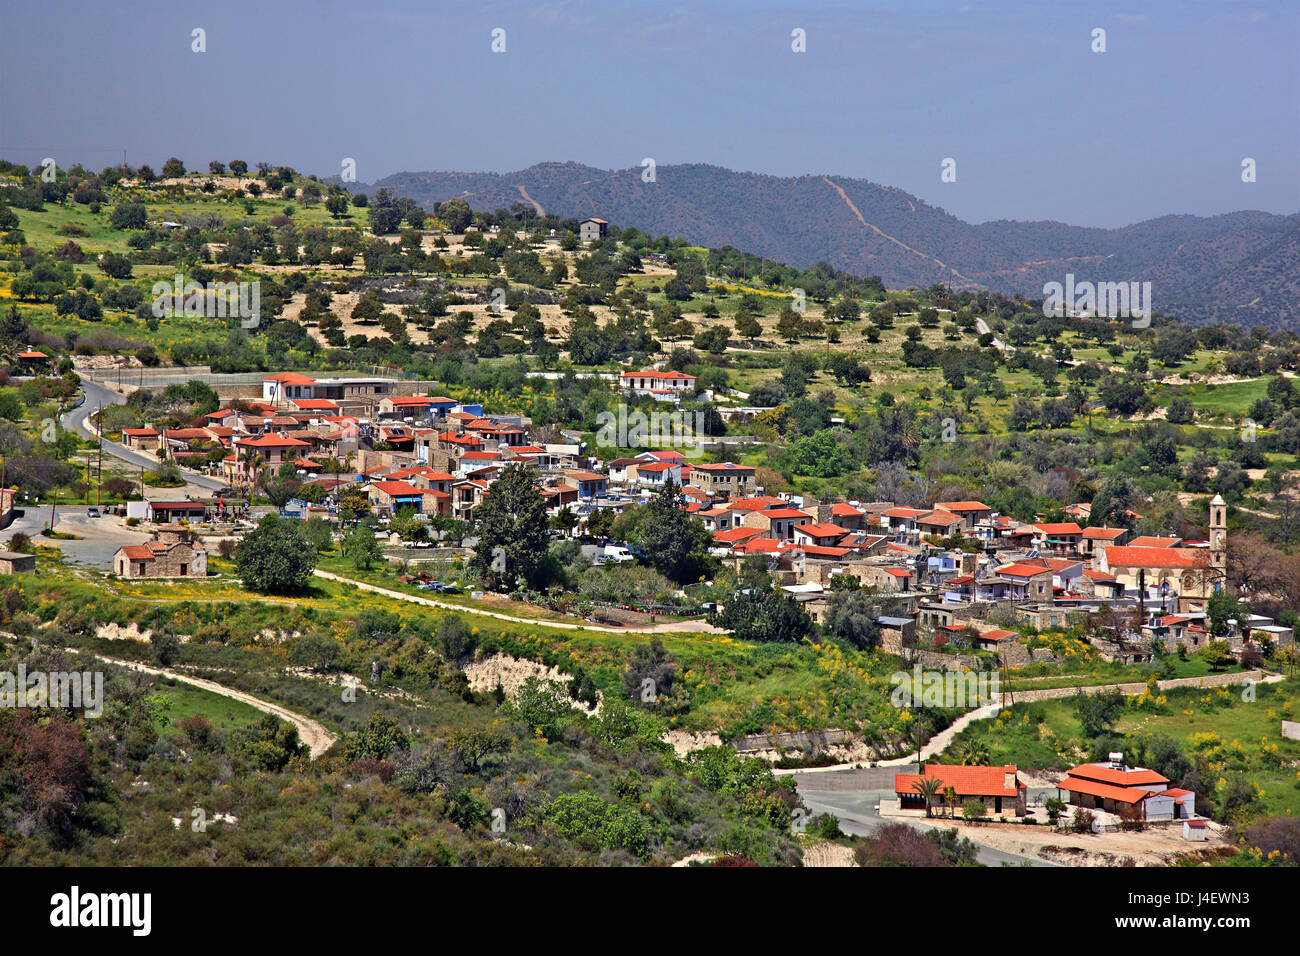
691,462,754,497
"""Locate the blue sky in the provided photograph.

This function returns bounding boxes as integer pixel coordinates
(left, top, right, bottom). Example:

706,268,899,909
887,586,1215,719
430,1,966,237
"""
1,0,1296,227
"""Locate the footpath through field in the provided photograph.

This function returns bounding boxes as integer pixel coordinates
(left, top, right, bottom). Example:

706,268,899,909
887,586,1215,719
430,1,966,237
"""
313,570,725,635
92,653,338,757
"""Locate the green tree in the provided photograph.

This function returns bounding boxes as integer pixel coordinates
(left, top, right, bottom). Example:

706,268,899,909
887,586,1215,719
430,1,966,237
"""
302,516,334,553
1072,687,1125,738
108,201,147,230
438,198,473,233
626,480,713,584
713,588,814,644
342,524,383,570
472,464,550,589
234,515,316,594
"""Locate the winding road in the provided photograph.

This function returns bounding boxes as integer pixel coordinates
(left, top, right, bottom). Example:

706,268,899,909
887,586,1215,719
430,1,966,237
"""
63,378,228,492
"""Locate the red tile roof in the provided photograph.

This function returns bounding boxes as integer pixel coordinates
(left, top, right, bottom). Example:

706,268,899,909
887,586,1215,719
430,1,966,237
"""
1128,536,1182,549
1035,522,1083,534
895,765,1022,799
794,523,850,539
235,433,310,448
918,510,963,526
997,562,1053,579
370,480,423,497
799,545,852,557
1105,546,1208,569
1082,527,1127,539
264,372,316,385
620,369,695,380
1065,763,1169,787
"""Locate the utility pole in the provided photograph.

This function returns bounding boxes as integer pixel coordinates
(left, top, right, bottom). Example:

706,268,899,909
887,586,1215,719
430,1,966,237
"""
97,404,103,506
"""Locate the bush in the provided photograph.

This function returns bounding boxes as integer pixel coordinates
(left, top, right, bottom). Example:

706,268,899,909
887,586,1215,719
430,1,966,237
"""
151,632,183,667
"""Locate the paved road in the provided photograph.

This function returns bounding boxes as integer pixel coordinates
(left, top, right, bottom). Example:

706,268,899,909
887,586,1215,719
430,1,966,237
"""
797,784,1055,867
9,509,150,568
63,379,229,492
975,316,1010,352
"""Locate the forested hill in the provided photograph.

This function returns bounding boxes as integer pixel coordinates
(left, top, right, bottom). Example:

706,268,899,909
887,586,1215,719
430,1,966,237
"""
347,161,1300,330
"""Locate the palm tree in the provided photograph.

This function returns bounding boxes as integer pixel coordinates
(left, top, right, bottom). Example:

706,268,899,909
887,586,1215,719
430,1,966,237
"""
943,785,959,819
912,776,942,819
237,446,265,493
954,739,990,766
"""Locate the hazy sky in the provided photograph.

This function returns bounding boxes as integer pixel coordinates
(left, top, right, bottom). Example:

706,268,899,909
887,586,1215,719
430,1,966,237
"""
2,0,1296,227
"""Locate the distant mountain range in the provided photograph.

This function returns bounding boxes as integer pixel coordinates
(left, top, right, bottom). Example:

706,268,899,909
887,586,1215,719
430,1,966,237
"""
346,161,1300,329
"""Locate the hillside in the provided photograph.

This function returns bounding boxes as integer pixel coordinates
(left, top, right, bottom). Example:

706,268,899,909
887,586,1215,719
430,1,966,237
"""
350,162,1300,330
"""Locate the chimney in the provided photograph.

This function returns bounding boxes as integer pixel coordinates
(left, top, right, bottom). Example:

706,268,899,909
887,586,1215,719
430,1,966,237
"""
817,501,832,523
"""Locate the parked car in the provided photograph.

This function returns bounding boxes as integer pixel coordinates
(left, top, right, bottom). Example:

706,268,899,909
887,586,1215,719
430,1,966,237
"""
86,507,100,518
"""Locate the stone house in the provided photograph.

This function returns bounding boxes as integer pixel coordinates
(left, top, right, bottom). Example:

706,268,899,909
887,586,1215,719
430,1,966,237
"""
114,527,207,578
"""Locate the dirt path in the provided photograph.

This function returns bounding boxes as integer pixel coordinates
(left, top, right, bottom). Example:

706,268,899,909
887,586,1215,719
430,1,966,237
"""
822,176,978,286
92,653,338,758
314,570,724,635
515,185,544,216
774,671,1277,777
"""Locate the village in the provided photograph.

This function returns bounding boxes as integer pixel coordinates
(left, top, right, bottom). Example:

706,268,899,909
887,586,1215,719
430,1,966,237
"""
91,364,1290,668
8,358,1273,865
